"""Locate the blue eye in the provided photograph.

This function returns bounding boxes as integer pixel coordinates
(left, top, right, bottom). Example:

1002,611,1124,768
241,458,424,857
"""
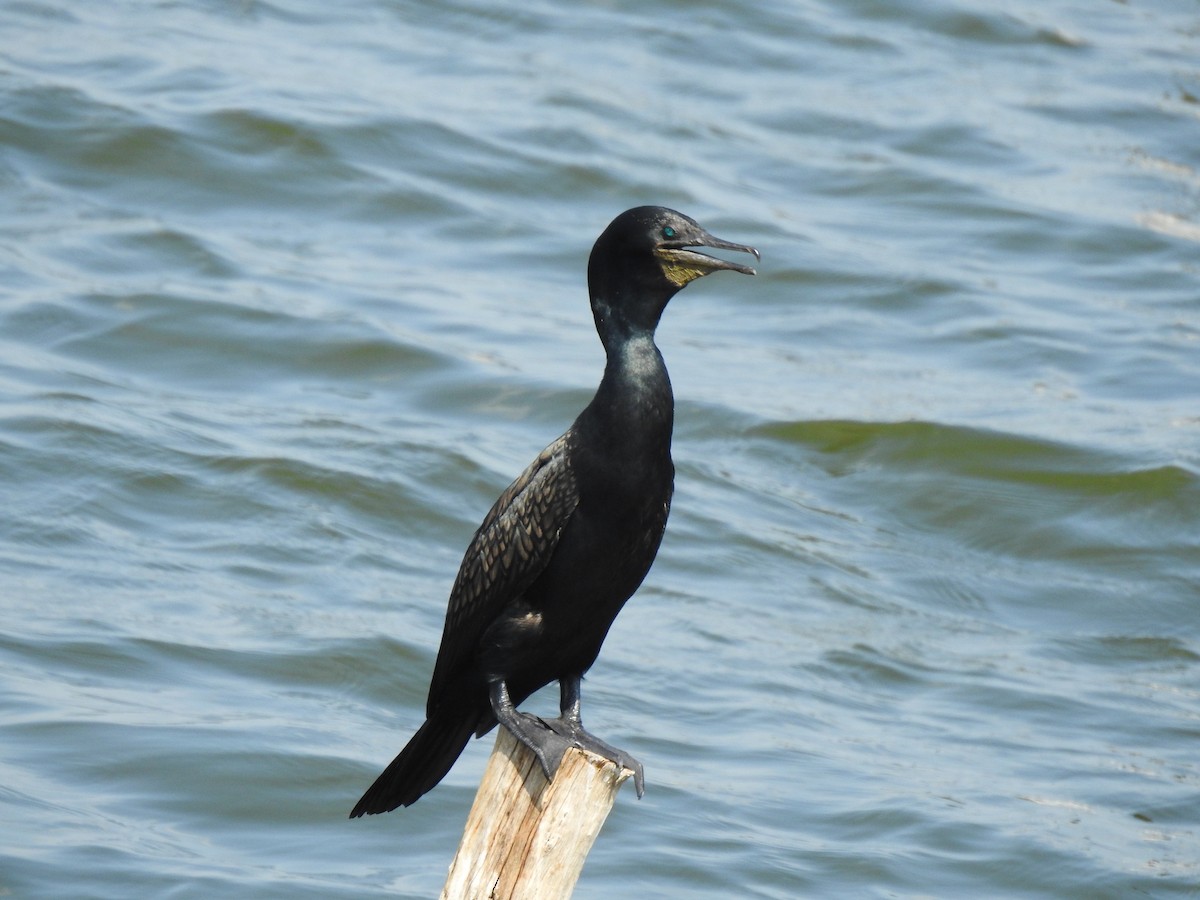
661,226,676,239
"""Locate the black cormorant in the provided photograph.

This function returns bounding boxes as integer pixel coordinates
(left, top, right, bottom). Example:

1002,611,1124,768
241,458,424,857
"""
350,206,758,816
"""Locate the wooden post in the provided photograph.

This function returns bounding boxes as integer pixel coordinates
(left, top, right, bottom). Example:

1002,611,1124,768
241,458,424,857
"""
440,727,634,900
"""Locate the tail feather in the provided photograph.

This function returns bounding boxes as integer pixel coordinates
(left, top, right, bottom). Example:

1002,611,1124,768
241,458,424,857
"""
350,708,479,817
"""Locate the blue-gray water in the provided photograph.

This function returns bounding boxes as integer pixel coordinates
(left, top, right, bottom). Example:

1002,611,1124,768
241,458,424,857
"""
2,0,1198,897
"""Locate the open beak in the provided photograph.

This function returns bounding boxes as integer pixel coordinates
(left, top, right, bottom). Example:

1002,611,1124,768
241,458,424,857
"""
655,230,759,286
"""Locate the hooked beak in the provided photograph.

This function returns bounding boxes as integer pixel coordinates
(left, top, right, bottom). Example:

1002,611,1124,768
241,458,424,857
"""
654,230,759,287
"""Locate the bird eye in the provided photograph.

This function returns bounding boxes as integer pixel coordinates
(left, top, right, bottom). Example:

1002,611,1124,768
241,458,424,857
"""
661,226,676,239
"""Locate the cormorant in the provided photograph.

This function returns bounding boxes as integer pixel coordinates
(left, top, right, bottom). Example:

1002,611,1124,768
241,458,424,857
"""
350,206,758,816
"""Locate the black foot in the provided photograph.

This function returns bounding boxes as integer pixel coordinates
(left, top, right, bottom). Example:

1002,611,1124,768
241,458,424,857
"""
542,716,646,798
489,679,645,797
498,709,576,780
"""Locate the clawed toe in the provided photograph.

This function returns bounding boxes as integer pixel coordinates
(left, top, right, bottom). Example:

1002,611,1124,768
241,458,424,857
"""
542,717,645,797
604,746,645,798
510,712,573,781
490,679,645,798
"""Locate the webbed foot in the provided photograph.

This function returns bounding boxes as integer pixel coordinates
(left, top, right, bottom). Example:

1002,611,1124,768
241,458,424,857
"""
543,716,645,798
501,708,575,781
488,677,645,797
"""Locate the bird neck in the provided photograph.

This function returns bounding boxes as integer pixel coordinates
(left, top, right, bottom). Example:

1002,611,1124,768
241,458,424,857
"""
588,332,674,452
589,277,675,355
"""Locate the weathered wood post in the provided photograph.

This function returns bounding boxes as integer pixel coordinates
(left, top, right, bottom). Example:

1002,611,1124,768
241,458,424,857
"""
440,727,634,900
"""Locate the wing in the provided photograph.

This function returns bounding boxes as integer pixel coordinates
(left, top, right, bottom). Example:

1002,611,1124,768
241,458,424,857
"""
426,431,579,711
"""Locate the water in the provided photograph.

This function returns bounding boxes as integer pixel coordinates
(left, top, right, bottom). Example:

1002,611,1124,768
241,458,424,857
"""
2,0,1198,896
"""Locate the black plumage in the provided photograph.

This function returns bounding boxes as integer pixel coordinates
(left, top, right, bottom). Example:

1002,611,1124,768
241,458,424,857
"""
351,206,757,816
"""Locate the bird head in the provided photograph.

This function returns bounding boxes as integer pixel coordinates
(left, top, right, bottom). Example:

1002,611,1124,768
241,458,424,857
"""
588,206,758,340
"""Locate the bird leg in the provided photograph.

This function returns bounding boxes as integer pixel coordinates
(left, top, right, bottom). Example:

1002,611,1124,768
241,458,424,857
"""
488,679,575,781
487,676,645,798
542,675,646,798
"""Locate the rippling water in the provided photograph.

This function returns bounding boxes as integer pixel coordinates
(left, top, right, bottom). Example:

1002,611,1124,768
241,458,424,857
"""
2,0,1198,897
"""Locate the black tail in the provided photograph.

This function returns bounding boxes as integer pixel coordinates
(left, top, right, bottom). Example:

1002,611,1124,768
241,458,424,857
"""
349,707,479,817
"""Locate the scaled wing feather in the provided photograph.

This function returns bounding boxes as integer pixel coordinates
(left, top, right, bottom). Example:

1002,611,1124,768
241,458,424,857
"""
427,433,578,709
